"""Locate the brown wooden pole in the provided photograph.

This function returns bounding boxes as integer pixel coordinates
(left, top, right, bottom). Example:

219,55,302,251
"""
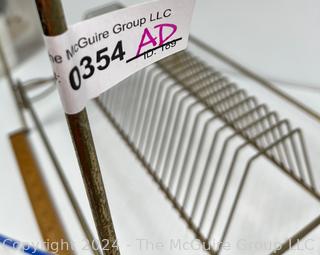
34,1,120,254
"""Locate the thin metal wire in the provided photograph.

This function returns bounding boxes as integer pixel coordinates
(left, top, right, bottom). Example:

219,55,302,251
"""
17,82,101,255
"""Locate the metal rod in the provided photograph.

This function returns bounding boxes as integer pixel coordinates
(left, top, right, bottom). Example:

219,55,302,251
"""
0,40,26,127
17,82,100,255
34,1,120,254
271,215,320,254
1,9,99,255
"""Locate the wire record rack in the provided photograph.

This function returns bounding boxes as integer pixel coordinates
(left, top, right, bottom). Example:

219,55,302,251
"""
6,2,319,255
95,36,320,255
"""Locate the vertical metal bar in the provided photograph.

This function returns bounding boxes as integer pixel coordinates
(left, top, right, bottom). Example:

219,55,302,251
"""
34,1,120,254
17,83,100,255
0,41,27,127
66,110,120,254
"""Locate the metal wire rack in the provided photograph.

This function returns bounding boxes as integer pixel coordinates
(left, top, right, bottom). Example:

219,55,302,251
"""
96,49,320,254
2,2,317,255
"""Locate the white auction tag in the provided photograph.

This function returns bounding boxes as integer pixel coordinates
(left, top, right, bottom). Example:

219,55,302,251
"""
45,0,195,114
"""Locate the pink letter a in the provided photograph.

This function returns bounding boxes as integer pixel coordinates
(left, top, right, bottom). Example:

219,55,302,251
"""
136,28,157,56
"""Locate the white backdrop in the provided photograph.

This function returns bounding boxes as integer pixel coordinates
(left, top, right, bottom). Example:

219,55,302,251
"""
1,0,319,254
59,0,320,87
